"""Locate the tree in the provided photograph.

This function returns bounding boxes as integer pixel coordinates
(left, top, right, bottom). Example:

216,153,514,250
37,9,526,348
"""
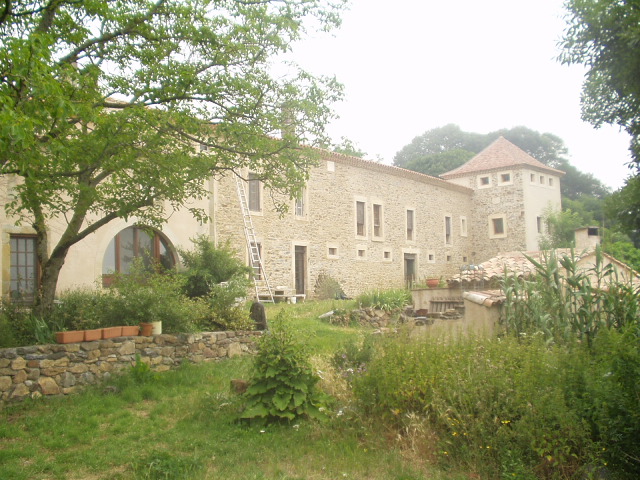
560,0,640,166
605,175,640,246
0,0,345,313
332,136,367,158
393,124,485,170
394,125,609,200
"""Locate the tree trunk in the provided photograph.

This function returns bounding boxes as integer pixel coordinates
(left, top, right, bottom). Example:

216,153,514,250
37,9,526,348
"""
36,249,68,317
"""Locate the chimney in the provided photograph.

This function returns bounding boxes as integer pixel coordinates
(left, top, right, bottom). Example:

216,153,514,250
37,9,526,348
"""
574,227,600,251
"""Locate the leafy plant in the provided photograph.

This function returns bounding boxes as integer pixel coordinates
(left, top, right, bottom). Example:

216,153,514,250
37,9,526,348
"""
314,271,346,300
241,311,329,422
356,289,412,312
103,260,206,333
128,355,157,385
178,236,251,299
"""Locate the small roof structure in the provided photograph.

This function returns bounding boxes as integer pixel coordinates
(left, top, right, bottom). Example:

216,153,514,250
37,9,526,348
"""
450,248,640,288
440,136,565,179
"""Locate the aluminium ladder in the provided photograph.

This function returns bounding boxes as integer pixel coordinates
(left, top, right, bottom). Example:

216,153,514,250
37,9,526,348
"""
234,175,275,303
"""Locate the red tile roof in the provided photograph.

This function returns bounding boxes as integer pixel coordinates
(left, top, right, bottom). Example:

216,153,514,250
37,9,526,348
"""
440,136,565,179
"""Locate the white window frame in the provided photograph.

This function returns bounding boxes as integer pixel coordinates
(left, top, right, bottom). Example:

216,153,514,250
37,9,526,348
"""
460,216,468,237
478,175,491,189
327,243,339,259
498,171,513,186
355,198,367,238
406,208,415,242
382,249,393,263
372,202,384,240
489,214,507,239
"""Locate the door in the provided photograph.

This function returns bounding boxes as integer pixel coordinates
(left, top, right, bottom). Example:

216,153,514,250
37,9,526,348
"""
404,253,416,288
294,246,307,295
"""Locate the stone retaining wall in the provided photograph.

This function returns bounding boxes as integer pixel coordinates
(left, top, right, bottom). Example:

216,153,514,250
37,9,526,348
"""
0,330,261,403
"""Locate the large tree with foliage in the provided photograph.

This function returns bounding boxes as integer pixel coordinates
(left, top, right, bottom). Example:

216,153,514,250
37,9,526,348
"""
561,0,640,166
0,0,345,312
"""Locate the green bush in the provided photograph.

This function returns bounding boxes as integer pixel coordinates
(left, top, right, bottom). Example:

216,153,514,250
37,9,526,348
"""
178,236,251,298
0,303,55,347
241,311,328,422
356,288,411,311
104,262,206,333
50,288,106,331
314,271,346,300
352,334,597,478
197,276,253,331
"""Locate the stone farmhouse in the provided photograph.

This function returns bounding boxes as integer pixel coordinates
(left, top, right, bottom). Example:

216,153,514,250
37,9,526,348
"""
1,136,564,302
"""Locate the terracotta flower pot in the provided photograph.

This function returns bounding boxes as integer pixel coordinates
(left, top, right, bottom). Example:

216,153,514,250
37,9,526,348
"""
55,330,85,344
121,325,140,336
140,322,153,336
426,278,440,288
102,326,123,339
83,329,102,342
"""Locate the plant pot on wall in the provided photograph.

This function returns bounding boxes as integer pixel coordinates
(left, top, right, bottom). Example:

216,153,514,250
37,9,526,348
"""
55,330,85,344
151,321,162,335
140,323,153,336
426,278,440,288
83,329,102,342
102,326,123,339
121,326,139,336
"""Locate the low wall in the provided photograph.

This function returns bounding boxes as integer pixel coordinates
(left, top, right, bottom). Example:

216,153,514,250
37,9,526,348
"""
0,330,261,403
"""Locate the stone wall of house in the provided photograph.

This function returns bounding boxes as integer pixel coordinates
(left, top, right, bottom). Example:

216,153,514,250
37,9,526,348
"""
0,330,261,403
214,153,475,298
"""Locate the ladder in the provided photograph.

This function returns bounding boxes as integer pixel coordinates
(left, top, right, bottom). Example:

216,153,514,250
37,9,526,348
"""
234,174,275,303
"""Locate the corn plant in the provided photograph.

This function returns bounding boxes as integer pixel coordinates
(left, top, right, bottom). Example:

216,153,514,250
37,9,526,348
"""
501,246,640,347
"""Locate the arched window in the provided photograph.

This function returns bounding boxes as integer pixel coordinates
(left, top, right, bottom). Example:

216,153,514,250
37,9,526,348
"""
102,226,176,285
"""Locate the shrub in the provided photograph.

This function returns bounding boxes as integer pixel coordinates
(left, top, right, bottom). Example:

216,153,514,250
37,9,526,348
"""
352,334,597,478
50,288,106,331
104,261,205,333
241,311,328,422
178,236,251,298
197,276,253,331
314,271,346,300
356,288,411,311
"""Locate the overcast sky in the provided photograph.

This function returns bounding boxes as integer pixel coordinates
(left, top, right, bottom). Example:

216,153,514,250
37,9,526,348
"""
285,0,633,190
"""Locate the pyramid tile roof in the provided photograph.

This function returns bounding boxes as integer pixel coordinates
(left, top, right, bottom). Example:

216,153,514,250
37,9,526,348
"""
440,136,565,179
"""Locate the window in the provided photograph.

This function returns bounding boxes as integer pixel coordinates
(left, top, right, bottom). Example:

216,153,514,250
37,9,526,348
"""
356,201,366,236
373,204,383,237
460,216,468,237
463,256,468,263
102,227,175,284
491,217,505,236
427,252,435,263
383,250,392,262
327,243,339,259
530,173,536,183
357,248,366,259
537,216,543,234
445,216,452,245
295,188,305,217
248,173,261,212
489,214,507,238
479,176,491,187
500,173,511,183
406,209,415,241
446,255,452,262
10,235,38,303
539,175,545,184
548,177,553,187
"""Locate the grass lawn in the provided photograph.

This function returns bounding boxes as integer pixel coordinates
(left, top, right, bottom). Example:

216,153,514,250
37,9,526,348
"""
0,300,462,480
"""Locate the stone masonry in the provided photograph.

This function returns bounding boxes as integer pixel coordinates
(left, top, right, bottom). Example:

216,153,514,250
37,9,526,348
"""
0,330,261,403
